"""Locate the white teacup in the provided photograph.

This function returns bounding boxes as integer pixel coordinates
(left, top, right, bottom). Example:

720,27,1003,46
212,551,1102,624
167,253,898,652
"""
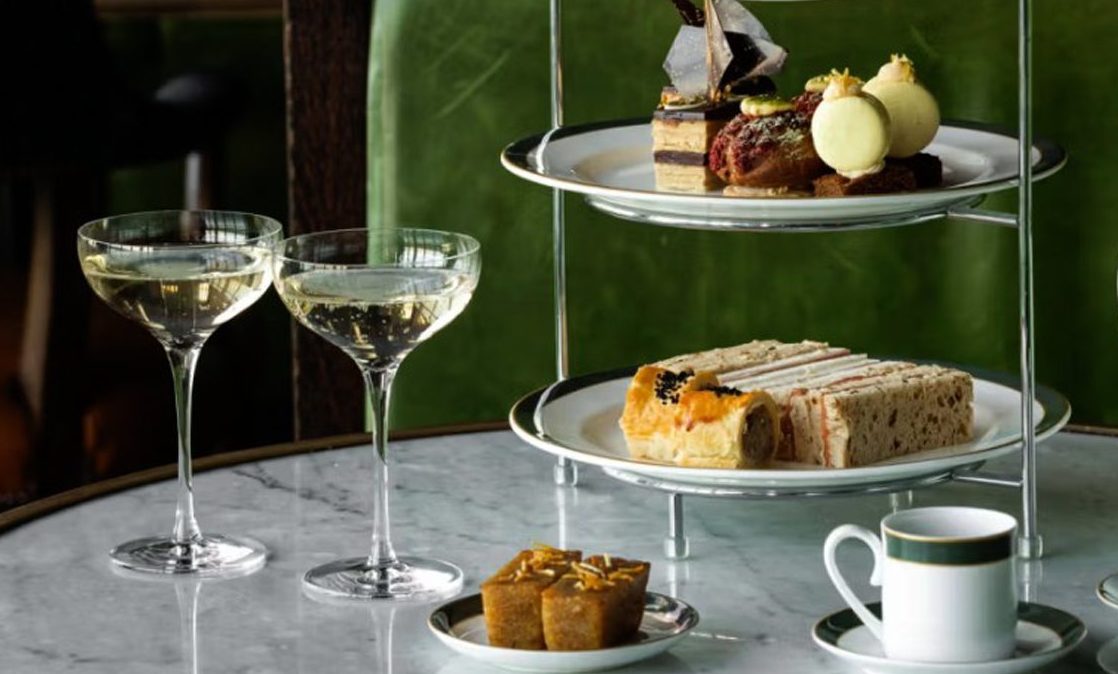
824,506,1018,663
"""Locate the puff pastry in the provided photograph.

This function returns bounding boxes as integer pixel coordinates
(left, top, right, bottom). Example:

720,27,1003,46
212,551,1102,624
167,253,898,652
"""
619,365,778,469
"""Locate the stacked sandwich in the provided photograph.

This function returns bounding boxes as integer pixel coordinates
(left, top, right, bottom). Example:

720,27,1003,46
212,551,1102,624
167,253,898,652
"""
619,340,974,469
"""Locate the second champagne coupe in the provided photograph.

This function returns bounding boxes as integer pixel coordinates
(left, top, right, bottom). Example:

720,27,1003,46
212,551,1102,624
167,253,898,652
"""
78,210,282,576
273,228,480,600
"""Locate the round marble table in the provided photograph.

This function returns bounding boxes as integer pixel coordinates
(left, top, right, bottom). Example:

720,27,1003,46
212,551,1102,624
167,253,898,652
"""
2,428,1117,673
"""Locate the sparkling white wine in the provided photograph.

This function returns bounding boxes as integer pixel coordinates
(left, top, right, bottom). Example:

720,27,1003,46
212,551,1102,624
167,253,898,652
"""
81,248,271,345
276,268,475,368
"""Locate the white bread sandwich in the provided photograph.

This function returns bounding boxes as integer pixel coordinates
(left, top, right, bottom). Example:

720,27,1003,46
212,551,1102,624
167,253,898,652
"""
619,340,973,469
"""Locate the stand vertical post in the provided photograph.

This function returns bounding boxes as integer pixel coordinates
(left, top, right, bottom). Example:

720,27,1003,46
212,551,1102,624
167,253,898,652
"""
1017,0,1041,560
665,493,689,560
550,0,578,487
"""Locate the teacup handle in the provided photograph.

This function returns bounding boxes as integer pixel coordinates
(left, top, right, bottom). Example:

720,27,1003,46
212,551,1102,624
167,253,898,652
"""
823,524,885,642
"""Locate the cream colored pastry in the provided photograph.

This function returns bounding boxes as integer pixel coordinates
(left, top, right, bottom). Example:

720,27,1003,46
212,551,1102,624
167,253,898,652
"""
810,70,891,178
863,54,940,158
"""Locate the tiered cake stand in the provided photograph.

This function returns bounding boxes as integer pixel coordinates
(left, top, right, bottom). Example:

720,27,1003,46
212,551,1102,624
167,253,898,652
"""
502,0,1065,561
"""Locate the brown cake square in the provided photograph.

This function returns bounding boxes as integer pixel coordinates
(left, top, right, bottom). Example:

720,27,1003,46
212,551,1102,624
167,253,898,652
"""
541,556,651,651
891,152,943,188
480,547,581,650
812,163,918,197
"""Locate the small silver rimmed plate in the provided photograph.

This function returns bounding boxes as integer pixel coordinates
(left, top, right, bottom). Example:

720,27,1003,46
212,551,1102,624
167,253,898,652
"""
428,591,698,672
812,602,1086,674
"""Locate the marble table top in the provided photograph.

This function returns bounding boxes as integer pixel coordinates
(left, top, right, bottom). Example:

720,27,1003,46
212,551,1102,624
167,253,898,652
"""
1,429,1117,673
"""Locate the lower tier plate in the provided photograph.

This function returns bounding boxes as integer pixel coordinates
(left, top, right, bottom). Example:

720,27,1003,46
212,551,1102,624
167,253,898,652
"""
508,364,1070,496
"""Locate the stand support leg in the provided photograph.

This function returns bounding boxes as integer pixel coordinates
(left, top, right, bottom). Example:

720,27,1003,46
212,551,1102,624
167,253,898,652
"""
664,493,689,560
1019,559,1042,603
548,0,578,488
1017,0,1042,560
554,457,577,487
889,490,915,513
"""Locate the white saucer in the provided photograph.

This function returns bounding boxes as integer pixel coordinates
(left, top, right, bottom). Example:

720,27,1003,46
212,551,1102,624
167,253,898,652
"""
428,591,698,672
812,602,1085,674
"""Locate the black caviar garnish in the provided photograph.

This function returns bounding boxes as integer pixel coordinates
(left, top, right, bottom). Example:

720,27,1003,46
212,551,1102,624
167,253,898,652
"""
654,369,695,405
704,384,743,398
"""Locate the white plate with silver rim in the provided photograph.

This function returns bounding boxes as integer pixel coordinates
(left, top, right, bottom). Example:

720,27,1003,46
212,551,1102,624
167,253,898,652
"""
508,364,1069,495
428,591,698,673
812,602,1086,674
501,120,1065,230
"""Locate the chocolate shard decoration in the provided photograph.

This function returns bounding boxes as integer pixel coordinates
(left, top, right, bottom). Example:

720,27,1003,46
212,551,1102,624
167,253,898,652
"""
662,0,787,100
704,0,727,102
668,0,704,27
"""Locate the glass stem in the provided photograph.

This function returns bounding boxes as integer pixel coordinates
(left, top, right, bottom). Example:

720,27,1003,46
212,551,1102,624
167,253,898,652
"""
167,346,203,546
363,365,400,569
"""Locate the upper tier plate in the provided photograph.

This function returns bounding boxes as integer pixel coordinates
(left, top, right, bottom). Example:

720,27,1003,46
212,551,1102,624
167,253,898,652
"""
509,364,1070,496
501,120,1065,230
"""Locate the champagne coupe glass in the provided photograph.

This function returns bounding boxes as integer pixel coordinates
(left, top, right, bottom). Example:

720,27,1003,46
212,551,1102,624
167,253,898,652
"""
273,228,480,601
77,210,282,576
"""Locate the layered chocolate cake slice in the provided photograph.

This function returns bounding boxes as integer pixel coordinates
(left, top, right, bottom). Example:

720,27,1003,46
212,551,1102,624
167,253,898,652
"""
652,0,786,192
652,89,741,193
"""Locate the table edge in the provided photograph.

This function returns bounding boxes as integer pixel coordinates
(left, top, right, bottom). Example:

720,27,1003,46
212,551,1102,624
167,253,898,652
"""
2,422,1112,536
0,420,509,536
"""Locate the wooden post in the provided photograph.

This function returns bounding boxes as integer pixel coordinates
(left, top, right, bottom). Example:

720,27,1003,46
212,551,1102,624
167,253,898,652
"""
283,0,373,439
20,173,103,495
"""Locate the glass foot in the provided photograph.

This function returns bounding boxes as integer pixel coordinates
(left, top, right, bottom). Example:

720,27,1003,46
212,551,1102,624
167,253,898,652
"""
110,534,267,577
303,556,463,602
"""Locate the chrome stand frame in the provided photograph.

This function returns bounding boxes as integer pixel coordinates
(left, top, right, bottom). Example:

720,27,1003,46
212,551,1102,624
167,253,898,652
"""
549,0,577,488
1014,0,1043,561
545,0,1042,559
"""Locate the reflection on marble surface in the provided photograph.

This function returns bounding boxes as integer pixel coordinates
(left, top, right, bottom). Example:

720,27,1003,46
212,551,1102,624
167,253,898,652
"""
1,431,1116,672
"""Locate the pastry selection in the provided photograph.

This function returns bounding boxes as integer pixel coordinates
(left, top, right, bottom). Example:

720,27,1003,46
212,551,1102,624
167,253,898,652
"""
620,340,974,469
652,1,943,197
481,545,650,651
